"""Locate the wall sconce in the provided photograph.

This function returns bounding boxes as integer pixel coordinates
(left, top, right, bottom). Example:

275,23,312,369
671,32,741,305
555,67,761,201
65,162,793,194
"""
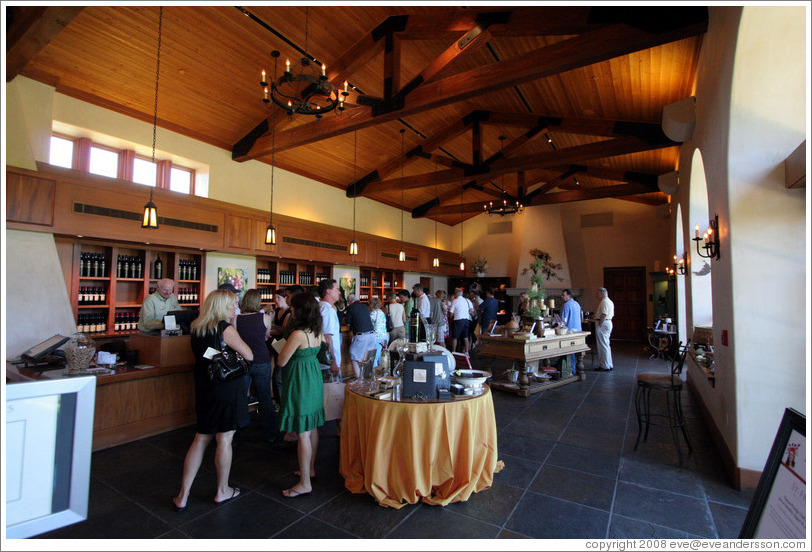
693,214,720,260
673,252,687,275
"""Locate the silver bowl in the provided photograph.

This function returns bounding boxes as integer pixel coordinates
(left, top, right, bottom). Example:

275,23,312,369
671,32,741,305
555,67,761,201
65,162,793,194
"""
452,369,491,388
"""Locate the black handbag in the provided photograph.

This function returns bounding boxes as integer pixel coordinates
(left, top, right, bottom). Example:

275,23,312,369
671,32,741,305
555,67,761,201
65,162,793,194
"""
207,325,250,383
385,310,394,332
317,341,333,365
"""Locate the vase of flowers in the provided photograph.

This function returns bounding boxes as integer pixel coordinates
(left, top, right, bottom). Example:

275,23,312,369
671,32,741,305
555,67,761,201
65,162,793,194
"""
471,256,488,277
521,249,563,336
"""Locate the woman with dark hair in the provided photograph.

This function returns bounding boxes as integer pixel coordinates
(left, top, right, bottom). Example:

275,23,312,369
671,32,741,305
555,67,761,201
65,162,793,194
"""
236,289,276,442
172,289,253,511
268,288,292,405
276,292,326,498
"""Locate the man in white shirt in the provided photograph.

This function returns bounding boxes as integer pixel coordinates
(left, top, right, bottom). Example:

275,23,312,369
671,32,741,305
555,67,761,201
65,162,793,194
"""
318,279,342,376
593,287,615,371
412,283,431,341
450,287,472,353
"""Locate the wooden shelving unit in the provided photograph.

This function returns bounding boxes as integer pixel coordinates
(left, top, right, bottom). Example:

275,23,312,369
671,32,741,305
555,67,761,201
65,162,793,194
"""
359,268,403,303
65,240,203,339
256,257,333,307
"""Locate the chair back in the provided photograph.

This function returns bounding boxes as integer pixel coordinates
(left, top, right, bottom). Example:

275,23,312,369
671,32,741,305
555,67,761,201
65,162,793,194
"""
671,340,691,376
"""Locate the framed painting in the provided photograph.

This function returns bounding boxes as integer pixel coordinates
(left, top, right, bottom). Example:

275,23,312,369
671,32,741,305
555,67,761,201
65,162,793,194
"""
217,267,247,301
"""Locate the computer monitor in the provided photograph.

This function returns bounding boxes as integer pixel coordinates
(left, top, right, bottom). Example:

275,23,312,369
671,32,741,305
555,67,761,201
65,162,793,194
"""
167,309,198,335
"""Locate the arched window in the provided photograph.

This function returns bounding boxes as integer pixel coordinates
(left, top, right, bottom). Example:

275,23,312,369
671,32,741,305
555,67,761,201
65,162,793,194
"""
688,150,713,329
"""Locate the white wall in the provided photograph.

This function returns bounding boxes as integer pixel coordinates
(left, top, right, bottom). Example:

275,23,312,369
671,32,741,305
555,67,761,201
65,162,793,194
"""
675,5,808,474
4,230,78,357
727,6,807,470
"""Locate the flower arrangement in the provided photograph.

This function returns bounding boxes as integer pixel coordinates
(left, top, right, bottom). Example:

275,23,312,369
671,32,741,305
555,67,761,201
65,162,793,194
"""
471,256,489,274
522,249,563,318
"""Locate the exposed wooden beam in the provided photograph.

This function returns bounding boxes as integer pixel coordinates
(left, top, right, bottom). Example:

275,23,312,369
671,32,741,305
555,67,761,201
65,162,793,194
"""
347,112,476,196
233,10,707,161
6,6,84,82
372,136,676,193
527,183,660,206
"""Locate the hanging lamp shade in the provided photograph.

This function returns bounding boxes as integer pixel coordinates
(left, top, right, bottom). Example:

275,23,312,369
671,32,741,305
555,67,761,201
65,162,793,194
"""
142,7,163,229
265,222,276,245
141,197,158,229
349,239,359,256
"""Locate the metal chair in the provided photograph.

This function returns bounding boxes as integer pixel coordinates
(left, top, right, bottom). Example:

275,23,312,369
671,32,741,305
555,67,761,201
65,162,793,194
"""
634,340,692,465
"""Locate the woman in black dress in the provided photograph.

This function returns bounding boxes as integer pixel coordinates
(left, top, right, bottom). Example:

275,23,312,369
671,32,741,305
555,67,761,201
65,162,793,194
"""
172,289,253,511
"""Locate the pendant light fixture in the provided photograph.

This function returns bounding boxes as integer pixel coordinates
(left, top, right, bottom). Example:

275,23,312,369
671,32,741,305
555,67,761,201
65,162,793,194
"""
432,160,440,268
264,53,279,245
398,128,406,262
459,182,465,272
349,130,359,256
141,7,163,229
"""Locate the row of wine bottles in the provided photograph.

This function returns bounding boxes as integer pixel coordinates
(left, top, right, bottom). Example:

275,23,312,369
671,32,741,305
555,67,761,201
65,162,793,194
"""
76,313,108,334
114,311,140,332
116,255,144,279
147,285,199,303
359,274,397,287
80,252,107,277
78,286,107,304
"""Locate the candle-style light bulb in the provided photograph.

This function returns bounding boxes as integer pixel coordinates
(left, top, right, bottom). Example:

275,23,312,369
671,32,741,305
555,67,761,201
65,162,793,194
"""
261,69,266,82
343,80,348,92
695,224,700,239
285,59,290,72
321,63,326,76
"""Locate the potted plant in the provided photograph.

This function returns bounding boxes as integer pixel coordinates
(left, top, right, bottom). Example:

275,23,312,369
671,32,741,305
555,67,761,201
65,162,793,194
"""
521,249,563,336
471,256,489,277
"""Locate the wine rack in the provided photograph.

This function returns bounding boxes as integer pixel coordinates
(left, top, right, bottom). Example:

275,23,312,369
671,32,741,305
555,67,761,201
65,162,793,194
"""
65,240,204,339
359,268,403,304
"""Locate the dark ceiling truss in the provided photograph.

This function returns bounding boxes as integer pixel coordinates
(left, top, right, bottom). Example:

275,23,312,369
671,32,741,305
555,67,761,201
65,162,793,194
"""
231,6,708,218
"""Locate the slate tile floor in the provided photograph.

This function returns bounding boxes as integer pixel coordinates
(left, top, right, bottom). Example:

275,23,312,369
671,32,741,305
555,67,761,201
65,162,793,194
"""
37,342,754,541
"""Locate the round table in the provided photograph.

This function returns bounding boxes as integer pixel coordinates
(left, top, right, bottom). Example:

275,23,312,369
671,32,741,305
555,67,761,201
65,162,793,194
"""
339,384,500,509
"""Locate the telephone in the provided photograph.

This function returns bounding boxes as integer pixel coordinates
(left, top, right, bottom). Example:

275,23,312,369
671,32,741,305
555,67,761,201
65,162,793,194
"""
21,335,70,362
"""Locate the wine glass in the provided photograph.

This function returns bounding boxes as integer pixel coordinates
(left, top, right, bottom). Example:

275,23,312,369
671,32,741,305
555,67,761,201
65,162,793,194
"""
392,344,409,378
426,323,437,351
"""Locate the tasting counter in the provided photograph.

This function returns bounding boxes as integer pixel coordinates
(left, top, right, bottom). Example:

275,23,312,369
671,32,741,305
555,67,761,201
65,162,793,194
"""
6,335,196,451
339,384,501,509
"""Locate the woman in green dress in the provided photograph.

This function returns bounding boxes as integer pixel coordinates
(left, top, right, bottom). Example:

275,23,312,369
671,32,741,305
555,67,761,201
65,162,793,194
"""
277,292,326,498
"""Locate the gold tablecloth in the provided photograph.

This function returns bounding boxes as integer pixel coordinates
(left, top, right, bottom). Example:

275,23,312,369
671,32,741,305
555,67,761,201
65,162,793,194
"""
339,385,500,509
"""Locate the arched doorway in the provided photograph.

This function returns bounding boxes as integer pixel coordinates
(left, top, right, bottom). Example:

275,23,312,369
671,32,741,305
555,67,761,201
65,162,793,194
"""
688,149,713,329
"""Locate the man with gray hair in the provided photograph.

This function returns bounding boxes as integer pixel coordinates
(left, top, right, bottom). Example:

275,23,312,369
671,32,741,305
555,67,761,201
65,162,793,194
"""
593,287,615,371
138,278,180,334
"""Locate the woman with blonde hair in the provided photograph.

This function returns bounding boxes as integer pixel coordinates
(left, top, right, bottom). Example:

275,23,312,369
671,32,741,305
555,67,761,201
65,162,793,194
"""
368,297,389,365
277,292,326,498
172,289,253,511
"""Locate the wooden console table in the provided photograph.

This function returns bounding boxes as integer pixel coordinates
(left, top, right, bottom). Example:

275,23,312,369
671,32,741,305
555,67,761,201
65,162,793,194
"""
477,331,591,397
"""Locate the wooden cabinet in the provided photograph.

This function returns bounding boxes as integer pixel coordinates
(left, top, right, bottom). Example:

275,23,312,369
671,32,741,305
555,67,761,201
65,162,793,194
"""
63,239,204,339
359,267,403,303
447,276,511,324
256,256,333,306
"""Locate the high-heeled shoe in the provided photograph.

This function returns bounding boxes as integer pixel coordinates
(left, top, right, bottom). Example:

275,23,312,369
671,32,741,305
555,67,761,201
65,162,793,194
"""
172,498,186,512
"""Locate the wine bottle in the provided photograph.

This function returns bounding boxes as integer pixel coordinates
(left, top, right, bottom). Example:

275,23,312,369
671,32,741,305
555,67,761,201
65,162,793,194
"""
100,256,106,278
117,255,122,278
155,253,163,279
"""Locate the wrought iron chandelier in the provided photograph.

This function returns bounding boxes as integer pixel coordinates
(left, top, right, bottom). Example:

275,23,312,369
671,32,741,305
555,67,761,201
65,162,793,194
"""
260,7,347,119
483,136,523,216
484,191,524,216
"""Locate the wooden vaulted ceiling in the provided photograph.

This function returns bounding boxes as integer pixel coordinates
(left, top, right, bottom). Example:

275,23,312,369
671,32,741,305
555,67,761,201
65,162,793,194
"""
7,5,707,226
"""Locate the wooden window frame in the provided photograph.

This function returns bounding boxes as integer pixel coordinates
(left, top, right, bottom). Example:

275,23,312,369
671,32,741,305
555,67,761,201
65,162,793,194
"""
51,132,195,195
